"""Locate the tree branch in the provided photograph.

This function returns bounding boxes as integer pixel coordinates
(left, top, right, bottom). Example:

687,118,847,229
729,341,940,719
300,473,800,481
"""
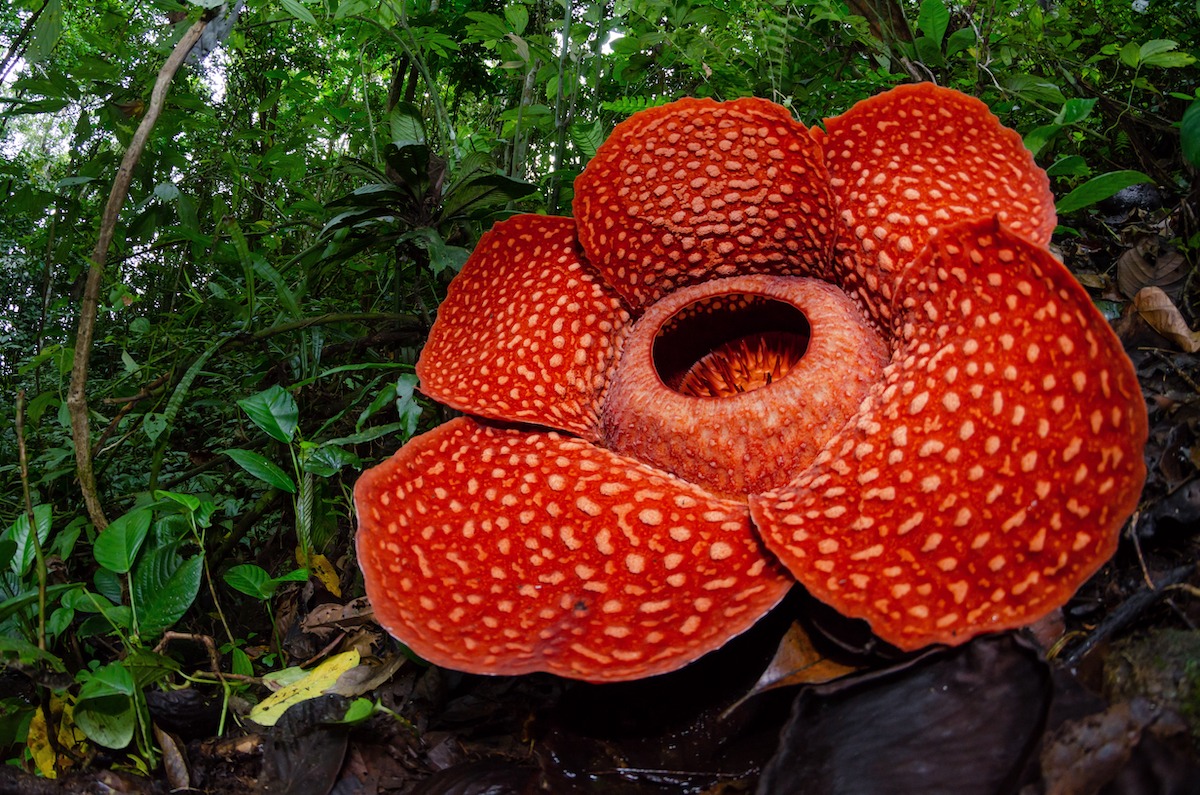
67,14,213,531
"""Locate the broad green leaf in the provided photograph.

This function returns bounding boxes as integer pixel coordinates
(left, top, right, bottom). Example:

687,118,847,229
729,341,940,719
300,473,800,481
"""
389,102,426,148
1046,155,1089,178
335,0,373,18
122,647,181,689
504,2,529,34
6,505,52,578
1119,41,1141,68
281,0,318,25
0,583,78,624
131,547,203,641
1056,170,1153,215
224,449,297,494
0,636,66,672
93,508,153,574
1143,52,1196,68
570,119,606,160
28,0,63,63
314,421,411,448
1182,101,1200,168
153,490,201,515
1023,124,1060,157
1139,39,1179,59
231,646,254,677
440,173,539,221
302,444,360,477
251,256,301,318
357,381,397,433
917,0,949,45
75,662,135,749
1055,98,1097,125
395,373,422,438
400,227,469,277
945,27,975,58
238,385,299,443
224,564,272,600
142,412,167,442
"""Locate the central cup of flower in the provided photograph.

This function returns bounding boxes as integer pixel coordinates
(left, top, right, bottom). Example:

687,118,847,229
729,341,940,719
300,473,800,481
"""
601,274,888,498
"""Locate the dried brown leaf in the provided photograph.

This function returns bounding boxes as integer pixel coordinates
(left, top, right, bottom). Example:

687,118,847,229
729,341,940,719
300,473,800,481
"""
1118,236,1187,299
1133,287,1200,352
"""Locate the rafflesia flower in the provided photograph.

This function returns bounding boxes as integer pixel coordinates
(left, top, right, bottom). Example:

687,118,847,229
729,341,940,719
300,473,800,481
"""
355,84,1147,682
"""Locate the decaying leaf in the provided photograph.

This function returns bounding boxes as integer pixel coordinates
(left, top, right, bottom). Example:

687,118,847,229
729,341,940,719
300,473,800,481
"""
250,650,361,727
1133,287,1200,352
727,622,859,714
1117,236,1187,299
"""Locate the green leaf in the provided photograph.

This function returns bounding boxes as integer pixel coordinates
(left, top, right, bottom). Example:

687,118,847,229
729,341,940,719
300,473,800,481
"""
28,0,63,63
150,339,226,444
1055,98,1097,126
335,0,373,18
945,27,975,58
252,256,301,319
399,227,469,277
224,564,272,600
224,564,306,600
224,449,297,493
1139,39,1179,59
1142,52,1196,68
5,505,52,578
388,102,427,148
0,583,78,625
1119,41,1141,69
238,385,299,443
302,444,361,477
231,646,254,677
75,662,136,749
1023,124,1060,158
131,547,203,641
281,0,318,25
1056,170,1153,215
0,635,66,673
1182,100,1200,168
93,509,153,574
504,2,529,34
395,373,422,438
1046,155,1089,178
917,0,949,45
153,490,201,514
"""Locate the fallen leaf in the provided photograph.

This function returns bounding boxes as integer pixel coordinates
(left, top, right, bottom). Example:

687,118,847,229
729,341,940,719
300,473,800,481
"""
1117,236,1187,299
1133,287,1200,352
726,622,858,715
250,650,361,727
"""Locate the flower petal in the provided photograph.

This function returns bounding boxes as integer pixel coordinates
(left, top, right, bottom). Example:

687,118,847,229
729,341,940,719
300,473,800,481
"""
356,417,793,682
820,83,1055,324
750,218,1146,651
574,98,835,308
417,215,632,441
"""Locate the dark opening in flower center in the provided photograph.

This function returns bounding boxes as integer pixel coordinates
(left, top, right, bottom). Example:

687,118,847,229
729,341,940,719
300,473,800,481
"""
602,275,889,498
653,295,811,398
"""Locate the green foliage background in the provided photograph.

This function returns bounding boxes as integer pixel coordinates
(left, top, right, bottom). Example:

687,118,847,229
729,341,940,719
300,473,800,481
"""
0,0,1196,772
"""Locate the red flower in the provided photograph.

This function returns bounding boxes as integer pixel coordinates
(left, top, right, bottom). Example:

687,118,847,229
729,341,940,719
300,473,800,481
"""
355,84,1147,682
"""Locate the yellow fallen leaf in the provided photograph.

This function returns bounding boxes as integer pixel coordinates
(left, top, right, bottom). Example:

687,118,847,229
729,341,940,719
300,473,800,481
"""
249,650,360,727
27,697,88,778
308,553,342,597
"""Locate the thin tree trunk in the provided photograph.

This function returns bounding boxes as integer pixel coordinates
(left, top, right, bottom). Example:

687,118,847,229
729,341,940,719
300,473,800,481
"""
67,13,213,531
